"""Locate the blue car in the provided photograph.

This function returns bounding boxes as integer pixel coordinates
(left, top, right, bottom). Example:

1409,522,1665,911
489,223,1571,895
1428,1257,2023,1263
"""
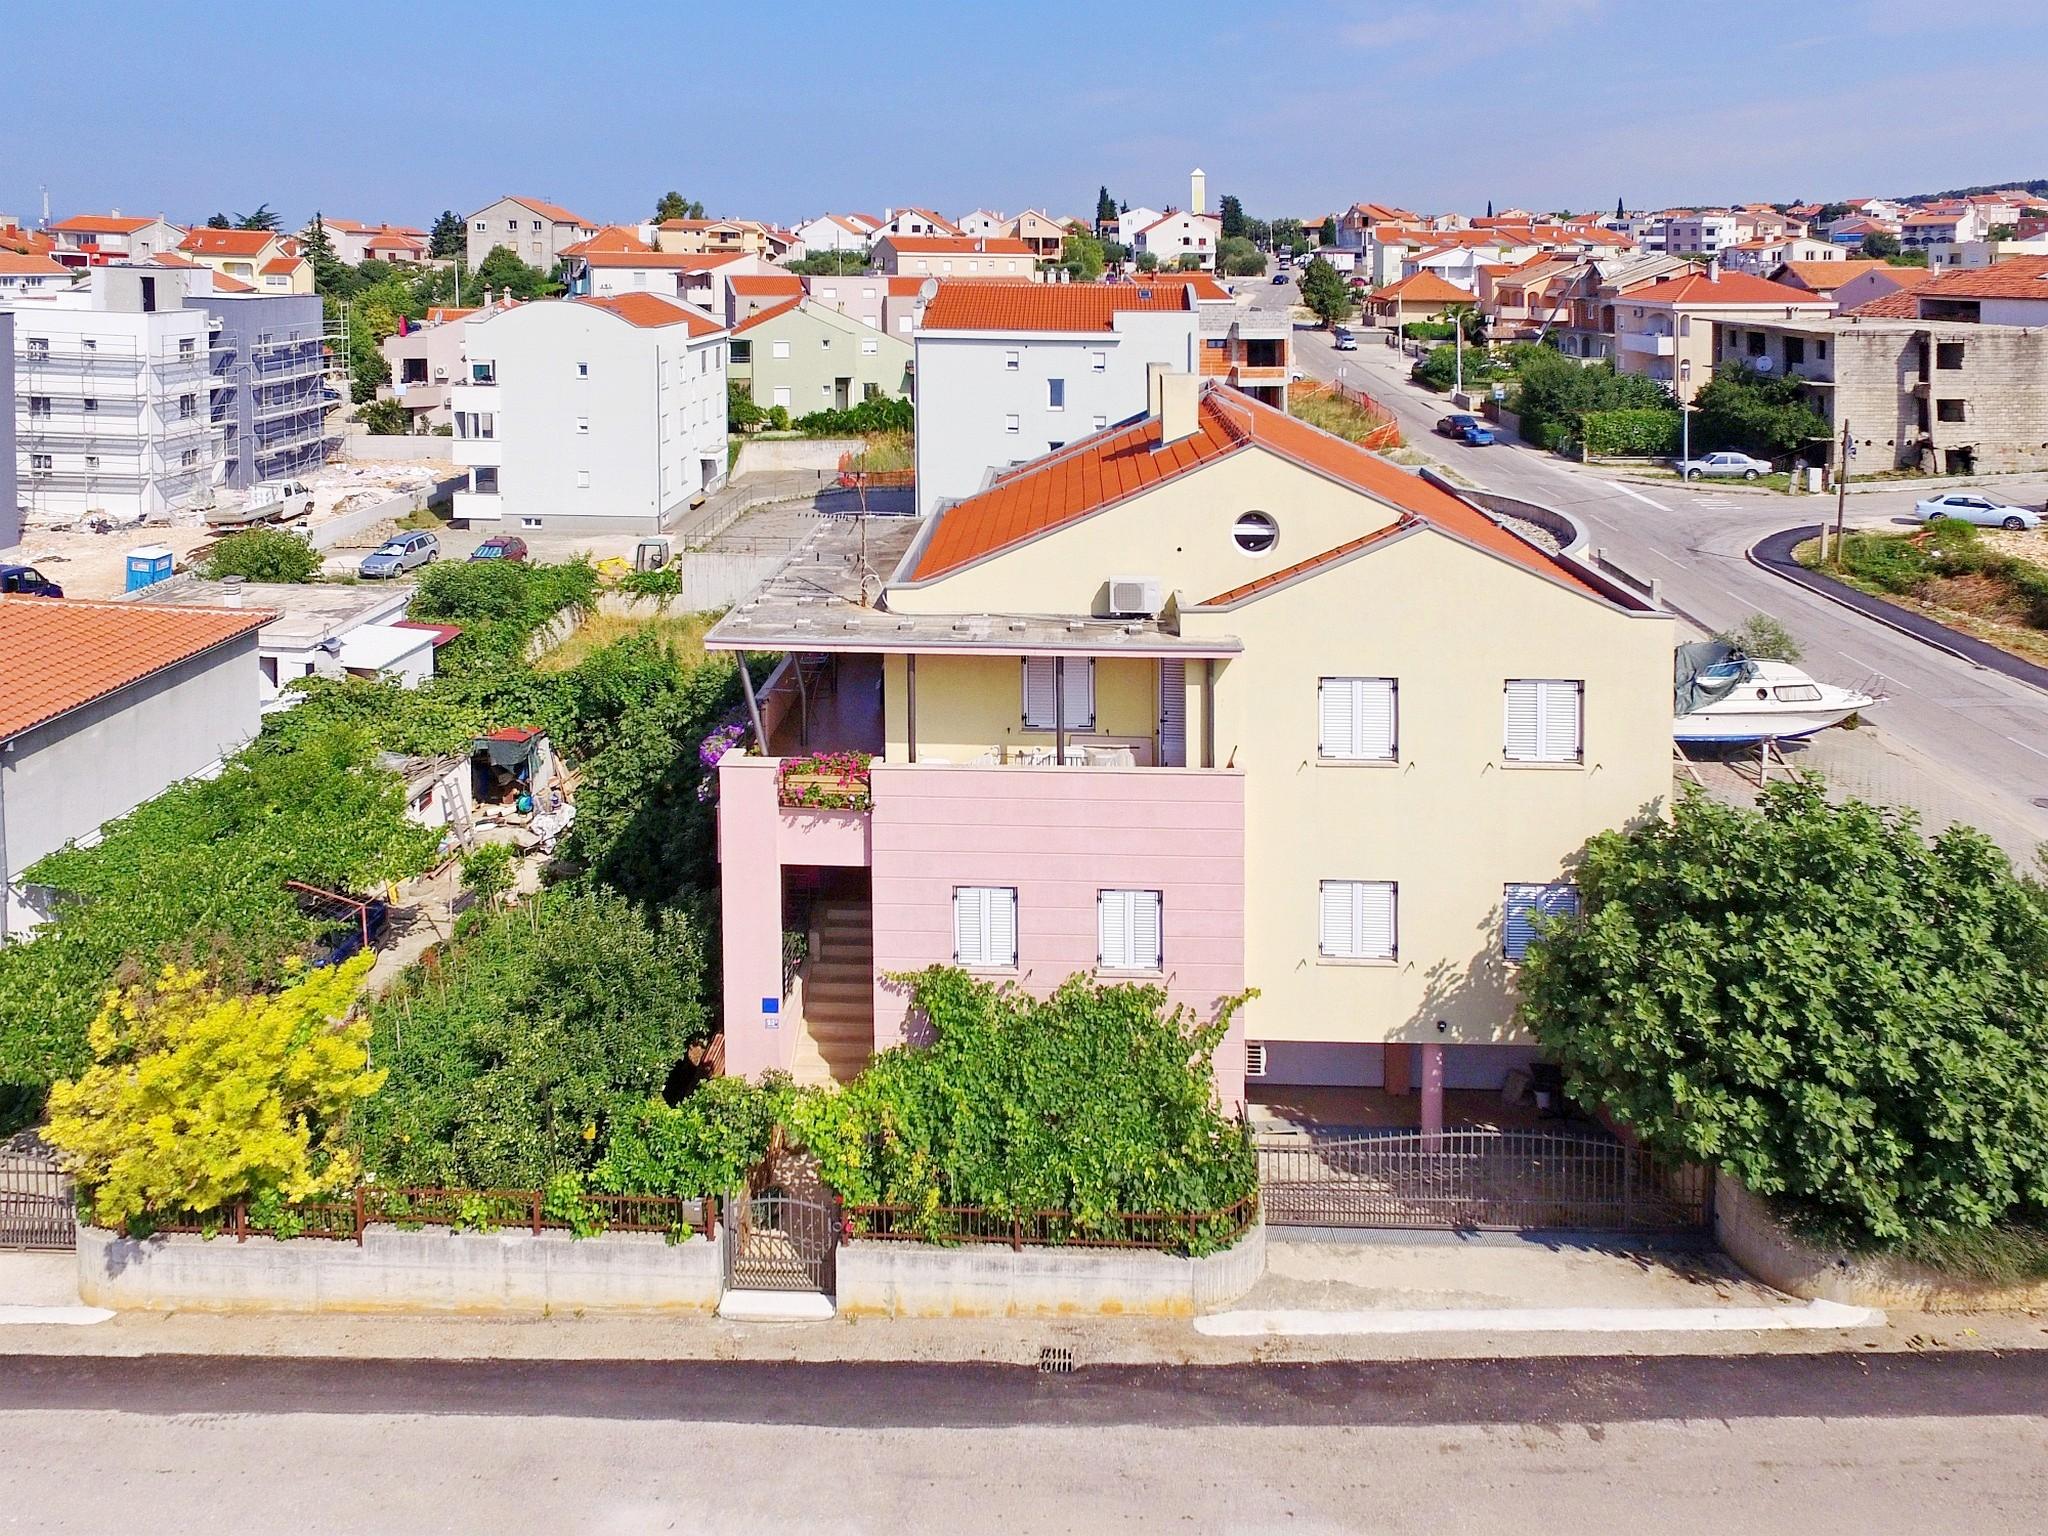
1459,423,1495,446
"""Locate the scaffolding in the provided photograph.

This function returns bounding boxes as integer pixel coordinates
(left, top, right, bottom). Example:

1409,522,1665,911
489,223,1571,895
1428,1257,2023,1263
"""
206,307,348,487
15,334,220,522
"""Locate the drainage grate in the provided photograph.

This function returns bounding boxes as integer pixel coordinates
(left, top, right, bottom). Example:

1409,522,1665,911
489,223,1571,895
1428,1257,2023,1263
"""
1037,1345,1074,1375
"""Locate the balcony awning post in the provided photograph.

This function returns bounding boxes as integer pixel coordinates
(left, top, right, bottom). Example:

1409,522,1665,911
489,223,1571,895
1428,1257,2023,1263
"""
906,654,918,764
737,653,768,755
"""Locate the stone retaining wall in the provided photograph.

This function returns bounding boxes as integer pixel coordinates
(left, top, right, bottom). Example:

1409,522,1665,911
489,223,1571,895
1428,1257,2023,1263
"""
1714,1174,2048,1312
836,1219,1267,1319
78,1225,722,1315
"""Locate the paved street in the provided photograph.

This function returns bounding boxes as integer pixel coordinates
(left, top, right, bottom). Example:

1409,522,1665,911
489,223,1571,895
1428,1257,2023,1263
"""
1260,276,2048,856
3,1352,2045,1532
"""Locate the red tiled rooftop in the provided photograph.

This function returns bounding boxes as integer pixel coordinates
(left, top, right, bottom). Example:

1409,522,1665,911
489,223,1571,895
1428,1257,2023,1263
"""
1623,270,1831,306
1912,256,2048,300
728,273,804,296
880,235,1035,256
730,296,805,333
507,196,594,226
1368,271,1471,303
52,214,157,235
573,293,724,334
180,228,278,256
919,280,1192,331
0,598,268,742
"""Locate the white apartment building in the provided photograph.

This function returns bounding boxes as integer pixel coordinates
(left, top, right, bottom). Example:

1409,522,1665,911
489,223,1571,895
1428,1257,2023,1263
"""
1662,214,1742,256
6,265,217,523
449,293,728,535
911,281,1202,514
463,195,600,272
1131,210,1223,270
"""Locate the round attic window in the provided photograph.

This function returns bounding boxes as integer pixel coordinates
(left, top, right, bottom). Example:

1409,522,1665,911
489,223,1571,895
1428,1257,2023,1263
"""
1232,511,1278,555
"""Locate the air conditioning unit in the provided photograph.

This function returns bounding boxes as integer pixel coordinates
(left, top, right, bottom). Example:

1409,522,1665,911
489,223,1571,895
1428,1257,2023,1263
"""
1244,1042,1267,1078
1106,575,1164,618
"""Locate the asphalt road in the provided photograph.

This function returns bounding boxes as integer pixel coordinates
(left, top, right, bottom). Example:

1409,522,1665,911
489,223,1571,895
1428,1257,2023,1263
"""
4,1352,2046,1532
1260,276,2048,855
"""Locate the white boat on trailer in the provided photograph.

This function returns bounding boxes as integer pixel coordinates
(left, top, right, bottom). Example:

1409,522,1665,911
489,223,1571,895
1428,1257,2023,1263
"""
1674,641,1878,745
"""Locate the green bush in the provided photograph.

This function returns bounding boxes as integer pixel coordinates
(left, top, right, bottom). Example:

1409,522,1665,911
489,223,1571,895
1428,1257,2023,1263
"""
1692,364,1830,460
726,378,764,431
1413,342,1505,392
1401,321,1457,342
356,887,713,1189
1519,781,2048,1249
1580,407,1681,458
1838,521,2048,629
595,1075,783,1198
203,528,322,584
782,970,1256,1253
406,558,598,670
792,395,912,437
1506,344,1673,451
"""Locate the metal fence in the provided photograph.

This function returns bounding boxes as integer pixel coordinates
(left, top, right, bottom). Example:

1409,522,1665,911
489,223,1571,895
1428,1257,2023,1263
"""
1256,1129,1708,1233
843,1196,1259,1254
723,1189,838,1292
1,1148,76,1250
106,1186,715,1245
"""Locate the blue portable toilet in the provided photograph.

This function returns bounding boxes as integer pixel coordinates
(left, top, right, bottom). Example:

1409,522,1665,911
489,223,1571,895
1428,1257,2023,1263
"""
125,544,175,592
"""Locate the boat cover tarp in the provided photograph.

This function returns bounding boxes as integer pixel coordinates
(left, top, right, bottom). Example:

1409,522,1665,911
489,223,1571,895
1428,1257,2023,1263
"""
1675,640,1744,717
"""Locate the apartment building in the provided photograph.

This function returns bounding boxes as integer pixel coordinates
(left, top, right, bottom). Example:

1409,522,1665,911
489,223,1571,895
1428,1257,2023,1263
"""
725,273,805,326
1549,253,1688,360
1611,267,1831,400
653,219,771,256
1132,210,1223,271
1721,235,1841,275
1007,210,1070,262
448,293,728,534
792,213,880,255
0,252,72,298
312,220,429,265
873,208,961,240
378,305,484,431
463,195,600,272
1661,213,1741,256
201,281,338,490
804,274,926,339
6,265,217,522
910,281,1206,513
176,229,312,295
48,214,184,269
707,378,1670,1106
728,299,911,415
870,235,1038,280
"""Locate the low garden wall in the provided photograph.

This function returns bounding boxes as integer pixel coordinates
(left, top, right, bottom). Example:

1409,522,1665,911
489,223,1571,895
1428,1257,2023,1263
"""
836,1218,1267,1319
77,1225,722,1315
1713,1174,2048,1312
731,436,860,477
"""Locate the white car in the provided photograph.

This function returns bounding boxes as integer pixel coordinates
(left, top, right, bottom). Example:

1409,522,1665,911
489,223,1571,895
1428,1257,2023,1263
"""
1915,493,2042,531
1677,451,1773,481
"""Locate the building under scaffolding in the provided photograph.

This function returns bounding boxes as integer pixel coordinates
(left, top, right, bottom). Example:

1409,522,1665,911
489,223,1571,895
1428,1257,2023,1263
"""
203,289,345,489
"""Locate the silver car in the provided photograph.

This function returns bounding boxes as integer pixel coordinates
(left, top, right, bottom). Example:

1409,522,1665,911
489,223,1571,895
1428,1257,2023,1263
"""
359,530,439,578
1914,493,2042,531
1677,451,1773,481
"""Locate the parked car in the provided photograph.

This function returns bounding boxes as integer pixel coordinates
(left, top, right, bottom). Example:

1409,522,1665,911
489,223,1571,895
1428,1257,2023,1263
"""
1457,422,1496,446
1271,272,1289,285
359,530,439,578
1333,328,1357,351
1677,451,1773,481
0,563,63,597
1915,493,2042,531
1435,413,1481,438
469,535,529,562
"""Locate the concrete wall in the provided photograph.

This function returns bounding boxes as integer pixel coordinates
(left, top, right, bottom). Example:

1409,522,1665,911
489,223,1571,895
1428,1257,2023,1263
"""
78,1225,723,1314
306,472,465,551
1713,1175,2048,1312
836,1218,1265,1318
339,433,455,463
731,436,859,477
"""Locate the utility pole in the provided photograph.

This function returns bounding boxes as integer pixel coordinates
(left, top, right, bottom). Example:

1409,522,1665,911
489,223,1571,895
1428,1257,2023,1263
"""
1454,307,1464,399
1831,416,1851,568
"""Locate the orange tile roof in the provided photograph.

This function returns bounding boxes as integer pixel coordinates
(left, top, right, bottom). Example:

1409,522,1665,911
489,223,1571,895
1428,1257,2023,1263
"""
1142,272,1231,300
919,280,1192,331
577,249,715,269
889,207,962,235
730,296,805,334
259,257,303,276
0,597,268,742
1842,289,1922,318
881,235,1035,256
426,306,478,324
1624,270,1830,306
906,384,1611,602
363,232,423,250
1368,271,1471,303
52,214,157,235
180,228,277,256
1202,520,1418,605
562,225,653,257
727,273,804,296
507,196,594,226
209,271,256,293
885,276,928,296
0,251,68,277
1911,256,2048,300
573,293,724,335
1774,258,1887,292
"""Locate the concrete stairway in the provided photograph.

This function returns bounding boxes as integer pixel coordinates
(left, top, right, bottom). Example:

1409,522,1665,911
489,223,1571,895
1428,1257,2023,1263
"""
789,898,875,1086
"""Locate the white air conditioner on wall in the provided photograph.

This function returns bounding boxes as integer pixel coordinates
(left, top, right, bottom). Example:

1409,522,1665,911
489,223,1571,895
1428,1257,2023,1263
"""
1107,576,1164,617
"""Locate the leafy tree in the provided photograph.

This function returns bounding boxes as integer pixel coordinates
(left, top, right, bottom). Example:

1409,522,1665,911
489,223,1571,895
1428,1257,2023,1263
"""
345,319,390,404
1174,252,1204,272
1059,231,1106,281
1519,782,2048,1248
356,888,712,1189
784,248,867,277
1692,363,1830,460
1508,344,1673,450
1219,194,1246,238
460,842,515,908
595,1075,781,1199
472,244,559,300
203,527,323,584
1095,185,1117,225
1615,195,1626,220
1217,236,1266,277
1889,249,1929,267
46,956,381,1231
1100,239,1129,266
1414,341,1506,391
300,215,352,296
205,212,232,230
1297,255,1354,326
1319,215,1338,247
234,202,281,232
1860,229,1902,259
1714,612,1803,663
1134,250,1160,274
1270,218,1305,251
782,970,1256,1253
726,377,765,430
654,191,705,222
355,398,412,436
429,210,465,259
1989,222,2019,242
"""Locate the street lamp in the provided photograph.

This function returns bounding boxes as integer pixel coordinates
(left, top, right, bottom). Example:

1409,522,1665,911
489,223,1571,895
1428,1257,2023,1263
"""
1679,401,1697,471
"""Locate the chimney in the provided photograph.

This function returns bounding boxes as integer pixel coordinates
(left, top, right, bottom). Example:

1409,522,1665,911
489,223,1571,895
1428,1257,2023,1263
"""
220,575,245,607
1190,169,1207,218
1154,370,1199,446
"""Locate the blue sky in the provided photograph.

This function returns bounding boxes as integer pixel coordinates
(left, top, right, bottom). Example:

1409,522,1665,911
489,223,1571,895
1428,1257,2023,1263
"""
9,1,2046,230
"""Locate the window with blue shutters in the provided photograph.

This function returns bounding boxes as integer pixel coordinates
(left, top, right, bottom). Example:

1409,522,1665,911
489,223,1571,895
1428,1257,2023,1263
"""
1503,882,1579,960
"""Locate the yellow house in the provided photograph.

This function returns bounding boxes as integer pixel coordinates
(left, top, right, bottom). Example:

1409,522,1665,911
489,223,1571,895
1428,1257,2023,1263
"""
708,377,1672,1123
654,218,771,257
175,228,313,295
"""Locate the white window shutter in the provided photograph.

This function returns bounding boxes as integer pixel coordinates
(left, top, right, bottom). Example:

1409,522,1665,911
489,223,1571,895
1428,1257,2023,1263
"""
1542,681,1583,761
1319,881,1356,957
986,887,1017,967
1064,658,1094,729
1158,660,1187,767
1318,679,1354,758
1099,890,1127,968
1359,883,1397,959
1022,658,1057,728
1357,679,1395,759
954,887,986,965
1504,681,1542,760
1505,881,1579,959
1130,890,1161,969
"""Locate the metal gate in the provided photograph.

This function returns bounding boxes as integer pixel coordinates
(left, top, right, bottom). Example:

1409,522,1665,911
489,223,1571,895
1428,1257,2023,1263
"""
1256,1128,1709,1234
721,1188,838,1293
1,1145,76,1250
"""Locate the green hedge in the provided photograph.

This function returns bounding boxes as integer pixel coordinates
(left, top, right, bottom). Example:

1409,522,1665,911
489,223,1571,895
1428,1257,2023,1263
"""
1580,407,1681,459
1401,320,1457,341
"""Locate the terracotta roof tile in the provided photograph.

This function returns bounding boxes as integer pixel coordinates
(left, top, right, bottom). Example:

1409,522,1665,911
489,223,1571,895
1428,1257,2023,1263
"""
1774,258,1888,292
507,196,594,226
1202,520,1417,605
727,274,805,296
731,296,805,334
919,280,1192,331
52,215,157,235
1368,271,1471,303
259,256,303,276
573,294,724,335
0,251,68,277
880,235,1035,257
0,597,267,741
1911,256,2048,300
561,225,653,257
1624,270,1831,306
1842,289,1922,318
180,228,278,256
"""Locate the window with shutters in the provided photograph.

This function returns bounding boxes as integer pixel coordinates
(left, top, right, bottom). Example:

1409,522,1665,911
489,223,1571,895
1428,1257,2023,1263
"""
1503,679,1583,764
1503,882,1579,961
1098,890,1163,971
1020,657,1094,729
1319,880,1397,961
1318,677,1397,762
954,886,1019,969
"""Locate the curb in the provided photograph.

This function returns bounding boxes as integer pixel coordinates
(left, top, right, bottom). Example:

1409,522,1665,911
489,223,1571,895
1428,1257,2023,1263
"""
1747,527,2048,694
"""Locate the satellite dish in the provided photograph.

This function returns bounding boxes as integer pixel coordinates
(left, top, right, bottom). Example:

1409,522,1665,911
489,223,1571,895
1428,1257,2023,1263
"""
1753,355,1775,373
918,277,939,302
